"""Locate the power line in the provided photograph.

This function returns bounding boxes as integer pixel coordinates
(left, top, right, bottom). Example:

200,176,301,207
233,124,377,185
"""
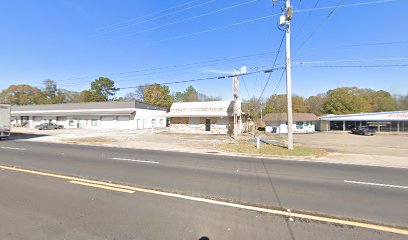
295,0,401,14
294,0,345,55
339,40,408,48
117,68,274,90
121,0,400,48
99,0,202,31
241,75,251,99
293,0,320,42
271,70,286,96
258,33,286,102
107,0,258,40
293,63,408,69
293,57,408,64
0,51,277,88
98,0,216,35
129,13,281,47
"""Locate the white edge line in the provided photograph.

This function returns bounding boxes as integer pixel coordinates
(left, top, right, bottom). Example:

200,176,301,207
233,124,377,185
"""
0,165,407,235
111,157,159,164
0,147,26,151
344,180,408,189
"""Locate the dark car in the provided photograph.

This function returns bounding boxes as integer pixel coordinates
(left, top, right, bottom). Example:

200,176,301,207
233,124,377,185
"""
351,126,375,136
35,123,64,130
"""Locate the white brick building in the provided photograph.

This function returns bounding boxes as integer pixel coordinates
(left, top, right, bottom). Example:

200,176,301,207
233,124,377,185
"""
263,113,319,134
11,101,167,130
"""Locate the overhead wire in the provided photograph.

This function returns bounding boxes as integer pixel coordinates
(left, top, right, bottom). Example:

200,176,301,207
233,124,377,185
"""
293,0,320,42
0,51,278,88
294,0,400,14
257,33,286,102
97,0,216,35
294,0,345,55
117,68,274,90
120,0,400,48
106,0,258,40
99,0,202,31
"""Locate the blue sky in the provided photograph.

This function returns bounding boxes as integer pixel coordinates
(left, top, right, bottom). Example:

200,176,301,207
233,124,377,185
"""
1,0,407,100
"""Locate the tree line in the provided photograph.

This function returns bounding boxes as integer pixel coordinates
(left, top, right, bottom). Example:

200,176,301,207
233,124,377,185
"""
1,78,406,115
242,87,408,119
0,77,220,109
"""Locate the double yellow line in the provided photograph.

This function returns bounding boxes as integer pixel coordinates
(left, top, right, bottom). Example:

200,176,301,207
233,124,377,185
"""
69,180,135,193
1,164,407,236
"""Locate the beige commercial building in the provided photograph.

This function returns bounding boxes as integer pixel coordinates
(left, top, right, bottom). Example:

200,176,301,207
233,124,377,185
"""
167,101,245,135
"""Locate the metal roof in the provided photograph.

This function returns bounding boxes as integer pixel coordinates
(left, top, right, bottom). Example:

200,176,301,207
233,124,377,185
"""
167,101,234,117
11,100,167,112
12,109,136,117
319,110,408,121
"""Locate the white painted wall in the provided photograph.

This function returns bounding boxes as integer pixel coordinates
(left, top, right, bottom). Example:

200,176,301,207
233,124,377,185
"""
16,108,167,130
265,121,315,134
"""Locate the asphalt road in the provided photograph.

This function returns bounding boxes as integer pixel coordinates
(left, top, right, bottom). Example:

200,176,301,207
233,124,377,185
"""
1,140,408,239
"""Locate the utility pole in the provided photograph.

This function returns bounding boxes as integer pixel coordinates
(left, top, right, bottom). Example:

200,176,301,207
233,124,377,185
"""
278,0,294,150
285,0,294,150
232,75,239,140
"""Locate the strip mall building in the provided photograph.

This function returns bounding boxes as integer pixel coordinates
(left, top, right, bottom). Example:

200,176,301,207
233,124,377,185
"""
11,101,167,130
317,110,408,133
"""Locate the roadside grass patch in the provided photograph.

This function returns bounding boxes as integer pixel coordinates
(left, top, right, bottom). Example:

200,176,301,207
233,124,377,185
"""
217,141,326,157
65,137,113,144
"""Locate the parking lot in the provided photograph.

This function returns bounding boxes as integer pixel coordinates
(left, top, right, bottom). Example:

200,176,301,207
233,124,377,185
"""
293,132,408,157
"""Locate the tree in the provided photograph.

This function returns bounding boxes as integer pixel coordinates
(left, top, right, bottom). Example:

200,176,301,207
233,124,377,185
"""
90,77,118,101
173,85,221,102
264,94,308,114
58,90,81,103
242,97,262,119
365,89,397,112
396,94,408,110
0,84,46,105
79,90,97,103
322,87,371,114
143,84,173,108
197,93,222,102
306,94,327,116
123,86,145,101
174,85,198,102
43,79,57,101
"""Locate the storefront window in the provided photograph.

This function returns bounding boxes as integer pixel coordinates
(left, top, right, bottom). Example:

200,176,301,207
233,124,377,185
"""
330,121,343,130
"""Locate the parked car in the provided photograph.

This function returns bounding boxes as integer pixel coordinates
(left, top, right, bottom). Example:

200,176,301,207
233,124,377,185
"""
35,123,64,130
351,126,375,136
0,104,11,140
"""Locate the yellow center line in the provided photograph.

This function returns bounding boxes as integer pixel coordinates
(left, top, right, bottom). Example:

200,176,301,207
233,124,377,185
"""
0,164,407,236
69,180,135,193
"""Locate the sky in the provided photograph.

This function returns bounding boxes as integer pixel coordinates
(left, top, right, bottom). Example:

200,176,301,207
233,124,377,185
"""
0,0,407,100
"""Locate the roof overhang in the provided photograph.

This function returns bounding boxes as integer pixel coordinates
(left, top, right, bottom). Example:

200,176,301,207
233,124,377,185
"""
12,108,136,117
320,111,408,121
166,112,230,117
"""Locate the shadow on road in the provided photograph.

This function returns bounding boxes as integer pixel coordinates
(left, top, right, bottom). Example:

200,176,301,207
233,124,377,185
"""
5,132,48,141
